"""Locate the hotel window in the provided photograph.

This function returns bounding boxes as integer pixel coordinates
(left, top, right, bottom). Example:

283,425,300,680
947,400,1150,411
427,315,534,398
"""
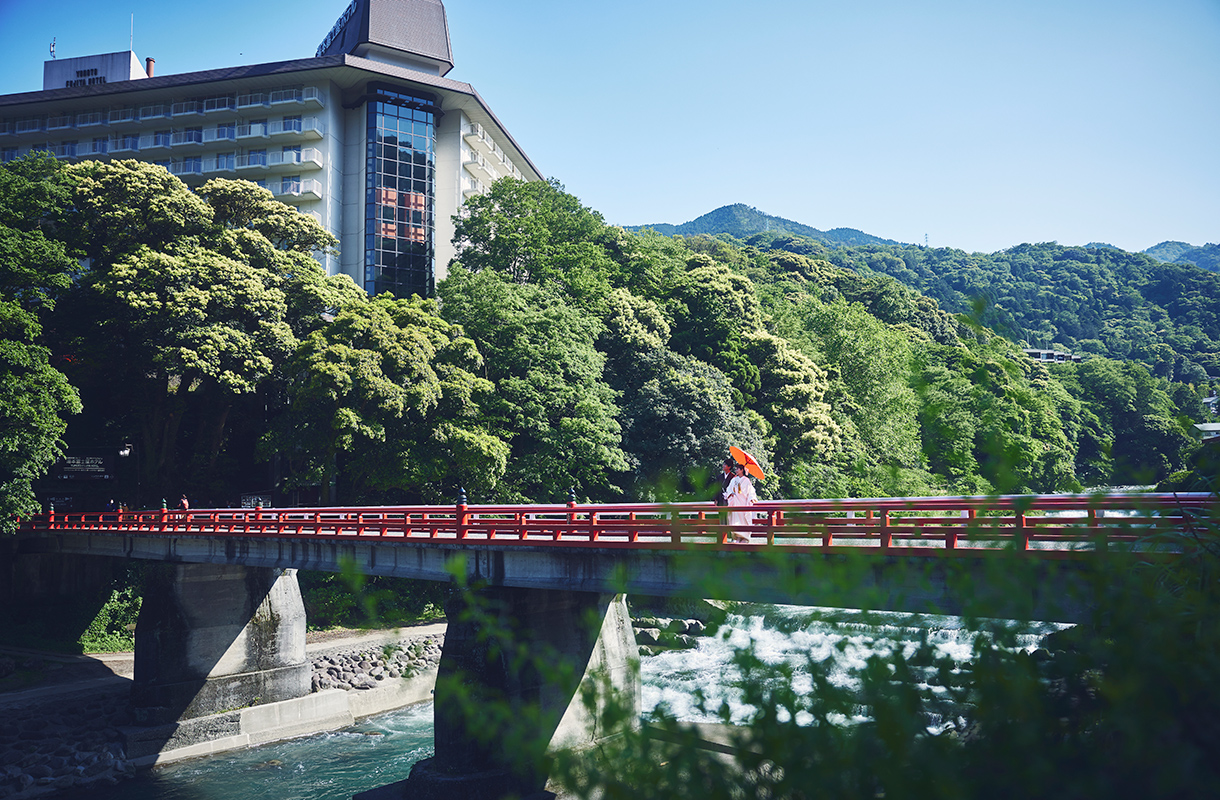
120,133,139,150
0,148,16,163
282,144,301,163
282,115,302,133
248,149,267,166
364,83,437,298
217,152,235,170
92,137,107,154
217,122,236,140
282,175,301,194
154,130,171,147
184,156,202,174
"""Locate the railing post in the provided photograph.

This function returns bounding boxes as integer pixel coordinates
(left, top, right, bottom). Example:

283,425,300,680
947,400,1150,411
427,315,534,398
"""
457,488,469,540
879,510,891,550
1087,508,1103,550
629,511,638,543
767,509,777,546
159,499,168,532
1016,512,1029,551
47,502,55,529
822,513,833,548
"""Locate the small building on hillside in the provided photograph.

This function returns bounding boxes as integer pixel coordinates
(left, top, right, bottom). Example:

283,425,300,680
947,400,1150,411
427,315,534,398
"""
1023,348,1082,364
1195,423,1220,441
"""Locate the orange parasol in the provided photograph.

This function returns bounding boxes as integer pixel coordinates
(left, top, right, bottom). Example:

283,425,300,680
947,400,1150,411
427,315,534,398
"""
729,446,765,481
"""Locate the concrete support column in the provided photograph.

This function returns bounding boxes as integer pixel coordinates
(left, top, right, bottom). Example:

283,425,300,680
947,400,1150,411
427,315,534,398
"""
404,587,639,800
131,564,309,724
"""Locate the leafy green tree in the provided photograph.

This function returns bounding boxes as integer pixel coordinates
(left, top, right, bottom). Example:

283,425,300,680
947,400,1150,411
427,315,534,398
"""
599,289,766,499
451,177,614,307
48,163,339,503
0,155,81,526
267,294,507,503
439,266,628,502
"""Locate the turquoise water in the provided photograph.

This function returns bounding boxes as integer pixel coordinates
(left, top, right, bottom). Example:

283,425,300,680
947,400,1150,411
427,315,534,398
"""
66,702,434,800
67,608,1059,799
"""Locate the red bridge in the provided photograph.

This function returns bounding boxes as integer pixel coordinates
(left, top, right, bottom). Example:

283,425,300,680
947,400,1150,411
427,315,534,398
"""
23,492,1215,559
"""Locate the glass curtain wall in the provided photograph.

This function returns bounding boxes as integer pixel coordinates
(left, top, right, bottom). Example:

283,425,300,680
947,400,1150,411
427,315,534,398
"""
365,83,438,297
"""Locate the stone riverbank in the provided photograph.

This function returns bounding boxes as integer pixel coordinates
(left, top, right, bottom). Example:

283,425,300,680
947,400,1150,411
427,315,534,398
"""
0,626,445,800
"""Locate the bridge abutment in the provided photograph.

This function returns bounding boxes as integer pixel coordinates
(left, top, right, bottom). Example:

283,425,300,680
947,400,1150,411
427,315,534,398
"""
131,563,309,725
399,587,639,800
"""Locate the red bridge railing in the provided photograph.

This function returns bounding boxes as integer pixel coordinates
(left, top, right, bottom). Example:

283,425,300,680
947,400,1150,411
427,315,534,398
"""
22,493,1216,560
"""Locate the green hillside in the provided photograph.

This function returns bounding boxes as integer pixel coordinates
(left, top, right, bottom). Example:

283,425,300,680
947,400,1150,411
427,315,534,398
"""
1144,241,1220,272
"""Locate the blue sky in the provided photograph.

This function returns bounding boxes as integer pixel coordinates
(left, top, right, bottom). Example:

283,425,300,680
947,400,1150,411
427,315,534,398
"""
1,0,1217,254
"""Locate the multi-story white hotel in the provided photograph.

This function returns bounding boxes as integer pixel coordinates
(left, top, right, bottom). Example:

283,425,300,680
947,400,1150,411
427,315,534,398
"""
0,0,540,297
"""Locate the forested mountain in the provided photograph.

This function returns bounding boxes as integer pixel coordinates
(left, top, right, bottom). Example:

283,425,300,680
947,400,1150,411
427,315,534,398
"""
757,237,1220,380
0,159,1208,525
1144,241,1220,272
629,204,901,247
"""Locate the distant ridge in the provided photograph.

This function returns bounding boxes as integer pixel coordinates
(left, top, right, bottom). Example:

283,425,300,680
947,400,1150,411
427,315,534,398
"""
1143,241,1220,272
626,204,904,248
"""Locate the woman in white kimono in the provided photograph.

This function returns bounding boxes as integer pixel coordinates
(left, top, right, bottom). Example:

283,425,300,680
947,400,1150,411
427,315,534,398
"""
723,463,757,543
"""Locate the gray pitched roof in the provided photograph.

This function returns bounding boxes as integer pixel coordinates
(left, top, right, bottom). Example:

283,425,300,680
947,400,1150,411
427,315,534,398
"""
318,0,454,75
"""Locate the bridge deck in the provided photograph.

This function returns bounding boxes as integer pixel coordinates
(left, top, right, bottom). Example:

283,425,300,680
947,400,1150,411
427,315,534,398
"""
23,493,1215,560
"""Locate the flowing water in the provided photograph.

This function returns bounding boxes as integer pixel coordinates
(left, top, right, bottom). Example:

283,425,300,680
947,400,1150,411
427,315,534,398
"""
68,607,1063,799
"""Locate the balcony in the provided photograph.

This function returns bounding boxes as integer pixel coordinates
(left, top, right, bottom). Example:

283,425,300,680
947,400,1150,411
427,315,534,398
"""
271,178,321,200
236,153,269,170
203,126,237,143
110,136,139,154
76,112,104,127
269,88,303,105
140,104,170,120
47,115,74,131
203,96,235,113
171,129,203,146
49,143,78,158
16,119,44,134
108,108,137,124
171,100,201,116
0,122,13,136
237,122,268,139
237,92,268,109
267,117,324,139
268,87,323,107
201,156,236,174
80,139,109,157
169,160,203,177
139,133,172,150
255,148,325,171
463,177,486,199
463,150,499,182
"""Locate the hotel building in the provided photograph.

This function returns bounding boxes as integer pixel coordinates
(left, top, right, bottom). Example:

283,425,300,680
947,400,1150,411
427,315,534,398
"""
0,0,540,297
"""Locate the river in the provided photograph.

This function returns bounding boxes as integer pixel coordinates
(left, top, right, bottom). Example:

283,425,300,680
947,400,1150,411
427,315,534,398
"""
65,606,1062,799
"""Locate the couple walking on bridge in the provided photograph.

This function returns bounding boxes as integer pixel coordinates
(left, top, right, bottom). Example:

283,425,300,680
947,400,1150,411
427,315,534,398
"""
715,451,762,543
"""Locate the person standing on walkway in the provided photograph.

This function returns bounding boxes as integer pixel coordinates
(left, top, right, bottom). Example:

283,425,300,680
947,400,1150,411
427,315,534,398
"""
723,464,757,543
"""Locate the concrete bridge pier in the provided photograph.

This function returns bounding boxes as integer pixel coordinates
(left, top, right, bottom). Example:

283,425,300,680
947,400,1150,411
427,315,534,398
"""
401,587,639,800
130,563,310,725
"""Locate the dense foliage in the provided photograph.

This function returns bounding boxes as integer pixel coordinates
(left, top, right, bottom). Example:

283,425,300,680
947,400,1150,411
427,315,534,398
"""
748,235,1220,380
0,158,1208,517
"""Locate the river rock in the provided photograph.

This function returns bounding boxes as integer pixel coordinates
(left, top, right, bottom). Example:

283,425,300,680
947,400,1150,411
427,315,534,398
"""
635,628,662,646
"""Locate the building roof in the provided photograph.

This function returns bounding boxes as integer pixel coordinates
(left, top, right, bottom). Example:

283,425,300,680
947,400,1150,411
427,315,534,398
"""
318,0,454,76
0,52,540,181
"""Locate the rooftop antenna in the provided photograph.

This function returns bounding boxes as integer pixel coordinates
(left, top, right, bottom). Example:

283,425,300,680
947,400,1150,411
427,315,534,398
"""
49,37,56,59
